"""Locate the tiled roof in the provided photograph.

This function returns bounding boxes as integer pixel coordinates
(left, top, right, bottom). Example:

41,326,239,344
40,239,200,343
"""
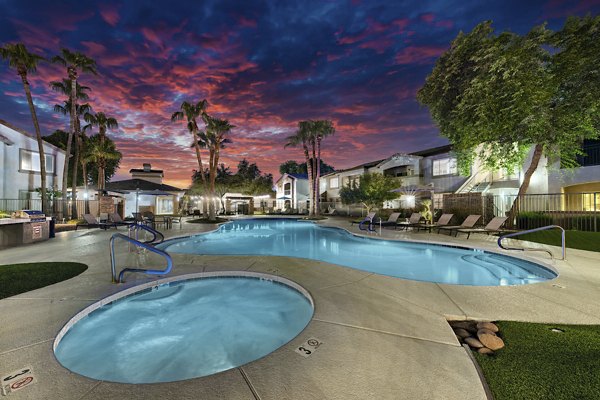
105,179,183,192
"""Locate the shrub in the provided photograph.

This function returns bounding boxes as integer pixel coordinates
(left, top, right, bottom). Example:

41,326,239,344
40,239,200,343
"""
516,212,553,229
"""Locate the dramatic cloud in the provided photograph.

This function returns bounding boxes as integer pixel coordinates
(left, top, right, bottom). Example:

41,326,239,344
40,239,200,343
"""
1,0,598,187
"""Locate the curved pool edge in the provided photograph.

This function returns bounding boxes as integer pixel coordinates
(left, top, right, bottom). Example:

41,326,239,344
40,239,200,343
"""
159,218,560,286
53,270,315,354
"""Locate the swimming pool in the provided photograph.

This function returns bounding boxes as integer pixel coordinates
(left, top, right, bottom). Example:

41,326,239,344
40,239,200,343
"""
54,272,314,383
159,219,557,286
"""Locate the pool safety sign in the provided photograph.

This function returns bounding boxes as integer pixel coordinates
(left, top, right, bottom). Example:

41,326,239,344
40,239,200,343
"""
1,366,36,396
295,337,323,358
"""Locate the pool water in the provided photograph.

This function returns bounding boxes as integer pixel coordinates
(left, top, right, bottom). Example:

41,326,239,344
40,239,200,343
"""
160,219,556,286
54,275,313,383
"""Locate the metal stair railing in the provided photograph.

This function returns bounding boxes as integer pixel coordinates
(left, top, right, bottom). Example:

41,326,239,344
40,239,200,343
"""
497,225,566,260
128,222,164,245
110,233,173,283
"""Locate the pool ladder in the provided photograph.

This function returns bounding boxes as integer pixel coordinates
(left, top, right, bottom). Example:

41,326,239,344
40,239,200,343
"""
497,225,566,260
110,223,173,283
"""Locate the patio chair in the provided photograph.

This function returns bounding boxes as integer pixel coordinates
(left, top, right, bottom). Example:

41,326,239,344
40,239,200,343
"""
453,216,509,239
76,214,117,230
351,212,376,226
415,213,454,233
109,212,136,227
378,212,401,228
395,213,423,230
436,215,481,235
324,207,337,216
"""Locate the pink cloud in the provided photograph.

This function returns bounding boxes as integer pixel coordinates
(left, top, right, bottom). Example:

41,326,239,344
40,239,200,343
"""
394,45,447,65
99,4,120,26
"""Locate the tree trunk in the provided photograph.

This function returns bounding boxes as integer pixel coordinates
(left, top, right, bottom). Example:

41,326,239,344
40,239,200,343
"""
302,141,313,216
97,126,106,198
82,160,90,214
191,127,208,218
507,143,544,227
71,121,80,218
316,136,322,216
61,73,77,220
21,73,47,215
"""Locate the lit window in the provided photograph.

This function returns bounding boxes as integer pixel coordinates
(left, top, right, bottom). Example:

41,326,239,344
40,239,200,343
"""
20,149,54,173
329,177,339,188
284,183,291,196
432,158,457,176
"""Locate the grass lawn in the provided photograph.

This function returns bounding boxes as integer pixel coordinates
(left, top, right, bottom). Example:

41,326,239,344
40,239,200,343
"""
0,262,87,299
474,321,600,400
514,230,600,252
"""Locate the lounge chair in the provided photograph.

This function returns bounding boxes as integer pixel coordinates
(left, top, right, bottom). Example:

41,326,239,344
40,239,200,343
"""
377,212,401,228
395,213,423,230
351,212,376,226
109,212,136,226
76,214,117,230
436,215,481,235
454,216,509,239
415,213,454,233
324,207,337,216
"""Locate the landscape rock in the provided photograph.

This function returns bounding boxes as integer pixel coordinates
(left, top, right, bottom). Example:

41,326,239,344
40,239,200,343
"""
453,328,471,338
477,347,494,355
477,328,496,337
478,332,505,350
450,321,478,333
477,321,499,333
464,337,484,349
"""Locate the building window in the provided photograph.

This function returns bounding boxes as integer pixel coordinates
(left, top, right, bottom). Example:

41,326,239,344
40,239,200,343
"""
156,197,174,214
20,149,54,173
329,177,339,189
284,182,291,196
432,158,457,176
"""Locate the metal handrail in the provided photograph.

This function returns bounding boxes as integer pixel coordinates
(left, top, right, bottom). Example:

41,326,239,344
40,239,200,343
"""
498,225,566,260
110,233,173,283
128,223,164,244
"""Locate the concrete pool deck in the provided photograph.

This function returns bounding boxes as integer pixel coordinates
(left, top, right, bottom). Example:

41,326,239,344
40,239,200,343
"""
1,216,599,399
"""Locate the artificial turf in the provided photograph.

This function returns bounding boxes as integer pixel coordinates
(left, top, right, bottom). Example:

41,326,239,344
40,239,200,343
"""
0,262,87,299
474,321,600,400
514,230,600,252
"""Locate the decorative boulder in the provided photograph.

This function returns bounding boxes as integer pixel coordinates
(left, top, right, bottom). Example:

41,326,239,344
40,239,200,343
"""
464,337,484,348
478,347,494,355
477,328,496,337
478,332,505,350
453,328,471,338
477,321,499,333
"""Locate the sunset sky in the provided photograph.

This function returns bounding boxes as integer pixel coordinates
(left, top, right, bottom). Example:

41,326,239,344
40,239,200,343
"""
1,0,599,188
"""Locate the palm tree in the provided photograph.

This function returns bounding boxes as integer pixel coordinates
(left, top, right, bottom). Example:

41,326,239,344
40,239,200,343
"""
0,43,48,213
171,100,209,215
284,121,314,216
78,133,92,213
83,112,118,196
312,120,335,215
52,78,91,217
52,48,97,219
84,137,121,192
200,116,234,220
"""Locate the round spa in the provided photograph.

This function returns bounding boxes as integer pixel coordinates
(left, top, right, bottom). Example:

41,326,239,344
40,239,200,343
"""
53,272,314,383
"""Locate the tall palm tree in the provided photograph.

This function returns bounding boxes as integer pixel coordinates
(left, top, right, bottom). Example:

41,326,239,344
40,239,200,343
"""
284,121,314,216
51,80,91,218
78,133,92,213
201,116,234,220
312,120,335,215
54,101,92,217
52,48,97,219
0,43,48,213
171,100,209,215
83,112,118,196
83,137,121,192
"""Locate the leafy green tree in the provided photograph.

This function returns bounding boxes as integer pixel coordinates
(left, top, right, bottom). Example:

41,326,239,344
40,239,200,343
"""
339,173,400,213
417,19,600,220
52,48,97,219
1,43,48,213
